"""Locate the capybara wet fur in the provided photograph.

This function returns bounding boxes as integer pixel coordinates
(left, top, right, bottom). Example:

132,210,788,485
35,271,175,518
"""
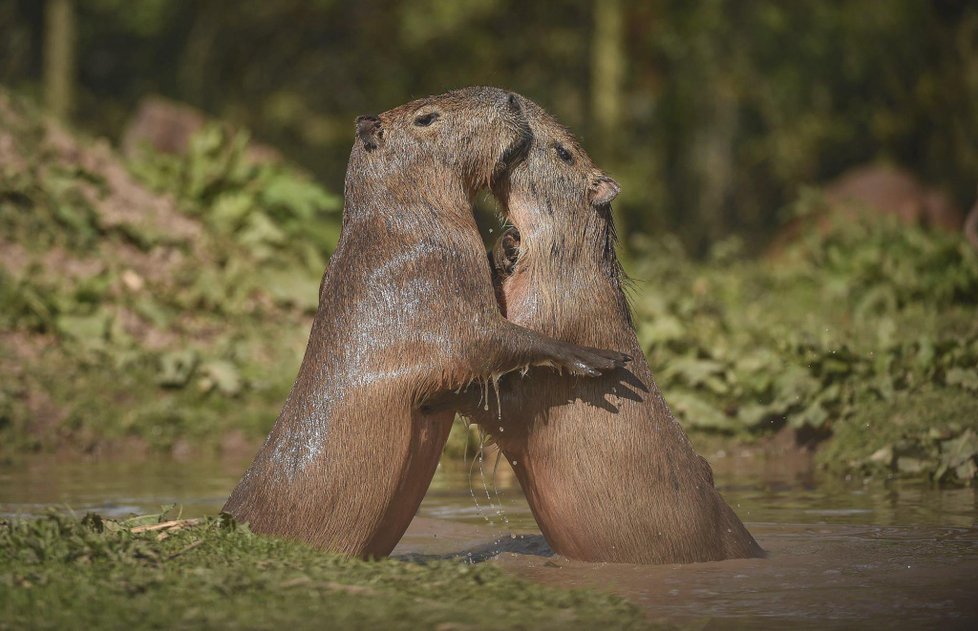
223,87,628,558
474,95,763,564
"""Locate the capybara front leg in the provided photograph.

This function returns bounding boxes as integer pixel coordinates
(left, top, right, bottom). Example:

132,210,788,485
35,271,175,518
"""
481,321,630,378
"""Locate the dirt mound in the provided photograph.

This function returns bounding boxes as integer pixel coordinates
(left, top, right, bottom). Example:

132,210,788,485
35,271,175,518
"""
768,164,965,255
0,89,203,285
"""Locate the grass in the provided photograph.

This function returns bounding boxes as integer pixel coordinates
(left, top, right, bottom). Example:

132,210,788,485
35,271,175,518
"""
0,513,645,630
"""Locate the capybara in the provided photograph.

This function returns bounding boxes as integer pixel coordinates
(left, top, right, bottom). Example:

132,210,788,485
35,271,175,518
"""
473,96,763,564
223,87,628,558
768,164,964,255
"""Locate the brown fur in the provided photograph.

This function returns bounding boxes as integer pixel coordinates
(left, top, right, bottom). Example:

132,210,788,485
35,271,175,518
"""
472,96,764,564
222,87,628,558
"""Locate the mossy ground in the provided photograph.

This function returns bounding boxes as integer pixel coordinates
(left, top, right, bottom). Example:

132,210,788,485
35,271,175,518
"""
0,514,645,630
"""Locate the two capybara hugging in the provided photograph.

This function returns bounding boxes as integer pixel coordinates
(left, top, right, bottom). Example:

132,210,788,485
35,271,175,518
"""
224,87,762,564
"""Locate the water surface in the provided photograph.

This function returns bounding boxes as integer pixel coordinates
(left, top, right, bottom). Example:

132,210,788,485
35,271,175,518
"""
2,451,976,628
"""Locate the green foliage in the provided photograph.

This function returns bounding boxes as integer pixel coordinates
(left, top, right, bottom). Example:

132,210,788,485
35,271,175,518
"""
0,89,336,456
790,209,978,310
630,215,978,484
129,124,342,268
6,0,976,251
2,87,975,487
0,513,644,630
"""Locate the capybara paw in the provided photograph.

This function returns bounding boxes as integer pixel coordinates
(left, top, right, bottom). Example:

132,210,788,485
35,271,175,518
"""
586,347,631,369
555,343,630,377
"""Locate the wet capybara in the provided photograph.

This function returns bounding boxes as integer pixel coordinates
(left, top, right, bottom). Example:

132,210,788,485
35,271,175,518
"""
223,87,629,558
473,96,763,564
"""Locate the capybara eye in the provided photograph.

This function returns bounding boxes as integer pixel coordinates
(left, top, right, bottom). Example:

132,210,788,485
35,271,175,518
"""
555,144,574,164
414,112,440,127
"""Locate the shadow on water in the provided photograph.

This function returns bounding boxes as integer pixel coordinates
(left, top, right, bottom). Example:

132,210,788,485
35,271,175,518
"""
2,451,977,627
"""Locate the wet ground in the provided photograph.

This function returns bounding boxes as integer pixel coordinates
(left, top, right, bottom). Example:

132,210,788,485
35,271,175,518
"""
2,450,976,628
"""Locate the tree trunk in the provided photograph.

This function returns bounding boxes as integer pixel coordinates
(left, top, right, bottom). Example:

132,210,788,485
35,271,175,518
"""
965,187,978,251
591,0,629,255
43,0,76,120
592,0,624,145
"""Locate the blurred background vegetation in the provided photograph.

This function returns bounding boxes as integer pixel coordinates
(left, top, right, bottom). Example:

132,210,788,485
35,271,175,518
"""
1,0,976,484
3,0,977,251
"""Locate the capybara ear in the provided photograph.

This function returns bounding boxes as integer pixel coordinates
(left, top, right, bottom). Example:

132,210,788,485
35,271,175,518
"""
589,174,620,207
492,227,521,277
356,115,384,151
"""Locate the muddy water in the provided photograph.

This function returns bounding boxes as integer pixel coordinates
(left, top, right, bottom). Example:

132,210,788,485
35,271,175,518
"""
2,451,976,628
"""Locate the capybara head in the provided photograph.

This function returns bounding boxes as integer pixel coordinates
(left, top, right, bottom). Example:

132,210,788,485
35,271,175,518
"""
492,96,620,264
489,96,629,326
347,86,532,204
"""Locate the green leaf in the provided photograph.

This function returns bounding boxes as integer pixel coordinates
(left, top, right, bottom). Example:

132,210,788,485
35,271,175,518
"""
661,356,726,387
157,350,199,388
736,402,779,427
200,360,243,396
637,314,685,347
790,400,829,429
209,192,254,235
945,368,978,392
56,312,111,351
770,364,820,410
237,212,286,251
940,430,978,471
261,172,341,219
668,391,733,430
260,269,320,313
